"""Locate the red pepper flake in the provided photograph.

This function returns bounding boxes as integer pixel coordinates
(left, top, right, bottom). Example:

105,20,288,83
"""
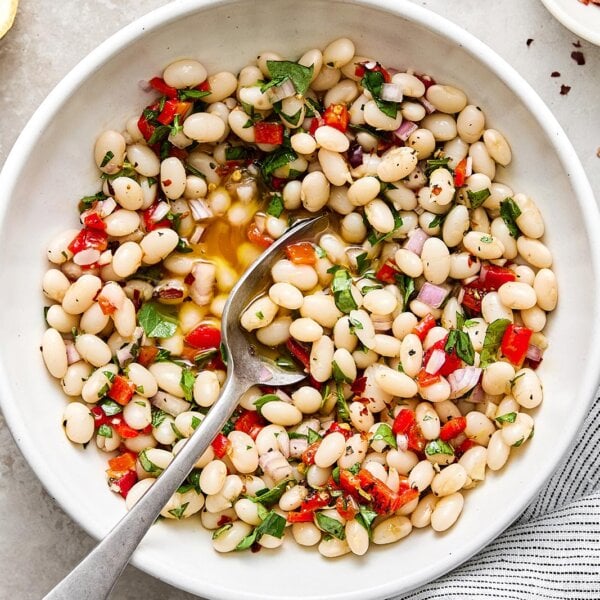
571,51,585,65
162,179,172,187
560,85,572,96
551,71,561,77
573,40,582,48
526,38,534,47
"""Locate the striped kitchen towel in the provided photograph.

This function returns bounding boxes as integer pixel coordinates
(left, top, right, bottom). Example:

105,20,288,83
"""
398,395,600,600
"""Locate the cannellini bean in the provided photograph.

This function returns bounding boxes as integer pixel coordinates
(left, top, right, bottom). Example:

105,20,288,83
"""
163,58,207,88
513,193,544,239
348,177,380,207
81,363,118,403
291,386,322,414
140,228,179,265
377,147,418,183
395,248,423,278
300,293,343,328
160,157,187,200
512,368,543,408
483,128,512,166
261,401,303,427
318,536,350,558
457,105,485,143
431,463,468,496
487,430,511,470
240,296,278,331
292,522,322,546
42,269,71,302
74,333,111,367
193,370,220,407
301,171,331,212
407,128,436,159
420,113,457,141
94,130,126,174
127,143,160,177
363,288,397,315
482,361,515,395
392,312,418,340
426,84,467,114
374,365,418,397
409,460,435,492
416,402,441,440
268,282,304,311
430,492,464,531
533,268,558,311
62,274,102,315
152,390,190,416
318,148,351,186
61,361,93,396
481,291,513,323
465,411,495,446
63,402,95,444
339,433,368,469
373,334,401,357
271,259,318,291
516,236,552,268
387,449,418,475
112,177,143,210
411,494,438,528
315,432,346,468
469,141,496,180
104,209,140,237
183,112,226,143
442,205,469,248
256,316,291,347
149,362,186,398
421,237,451,284
521,306,547,332
349,401,375,432
228,431,259,473
463,231,504,259
372,516,412,545
419,377,451,403
123,396,152,430
291,132,317,155
449,252,480,279
400,333,423,377
203,71,238,103
501,412,534,447
364,100,402,131
345,519,369,555
112,242,143,278
41,328,68,379
200,460,228,495
498,281,537,310
315,125,350,152
365,199,395,234
212,521,253,553
459,445,487,486
310,335,334,382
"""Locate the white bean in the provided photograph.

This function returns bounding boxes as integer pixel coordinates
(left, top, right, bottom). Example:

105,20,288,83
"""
62,274,102,315
42,328,68,379
183,112,226,143
512,368,543,408
430,492,464,531
63,402,94,444
498,282,537,310
533,268,558,311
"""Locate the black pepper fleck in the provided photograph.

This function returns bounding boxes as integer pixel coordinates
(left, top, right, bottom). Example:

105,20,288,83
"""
560,85,572,96
551,71,560,77
526,38,534,47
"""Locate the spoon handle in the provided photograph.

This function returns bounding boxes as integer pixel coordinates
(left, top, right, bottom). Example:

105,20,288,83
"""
43,374,246,600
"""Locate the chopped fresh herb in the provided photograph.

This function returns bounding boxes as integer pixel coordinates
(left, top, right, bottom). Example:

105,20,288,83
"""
355,252,371,276
152,409,168,428
100,399,122,416
260,147,297,181
147,124,172,145
275,356,296,370
255,502,269,521
225,146,251,161
78,191,107,212
331,268,358,314
496,412,517,424
179,369,195,402
425,439,455,456
445,329,475,366
356,505,378,535
254,394,280,415
395,274,416,308
135,387,145,395
138,449,163,474
184,163,207,180
134,399,146,406
315,512,346,540
155,348,173,362
348,462,361,475
315,246,327,259
221,417,235,436
129,264,164,284
361,70,398,118
428,213,446,229
263,60,314,96
336,382,350,422
178,88,211,100
307,428,322,445
480,235,493,243
251,480,290,505
463,319,478,328
137,302,179,338
332,466,340,484
348,316,364,335
220,342,229,366
168,502,189,519
255,311,265,320
176,484,194,494
100,150,114,168
288,431,308,440
371,423,397,449
479,318,511,367
512,438,524,448
332,360,352,384
103,370,116,383
193,348,218,368
212,523,233,539
467,188,491,209
304,96,321,117
500,197,522,238
266,193,284,218
170,114,183,137
176,238,193,253
97,424,112,438
191,416,201,430
235,510,286,550
425,157,451,176
280,107,303,127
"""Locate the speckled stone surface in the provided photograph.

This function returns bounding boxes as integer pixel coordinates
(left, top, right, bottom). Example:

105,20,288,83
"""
0,1,598,598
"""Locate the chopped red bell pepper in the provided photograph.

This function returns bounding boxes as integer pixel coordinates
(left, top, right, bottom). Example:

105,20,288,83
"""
308,117,325,136
285,338,311,370
285,242,316,265
148,76,178,98
416,368,441,388
114,470,138,498
247,221,274,248
357,469,416,514
322,103,350,133
113,418,140,439
359,62,392,83
301,441,321,466
97,293,117,316
413,313,437,341
68,228,108,255
392,409,416,436
157,99,192,126
326,422,352,440
108,375,136,406
108,451,137,473
335,495,358,520
500,323,533,365
286,509,316,523
91,406,109,428
455,438,478,456
137,346,159,367
300,490,331,512
195,80,211,93
185,324,221,350
439,416,467,442
454,158,468,187
82,212,106,232
479,264,516,290
461,278,486,315
375,260,399,284
406,423,427,453
234,410,266,440
422,337,463,377
211,433,231,458
254,121,284,145
142,203,172,232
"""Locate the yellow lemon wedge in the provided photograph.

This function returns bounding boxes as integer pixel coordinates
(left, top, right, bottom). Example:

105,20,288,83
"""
0,0,19,39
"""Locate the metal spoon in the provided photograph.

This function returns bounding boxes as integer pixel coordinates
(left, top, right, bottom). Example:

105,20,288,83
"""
44,213,329,600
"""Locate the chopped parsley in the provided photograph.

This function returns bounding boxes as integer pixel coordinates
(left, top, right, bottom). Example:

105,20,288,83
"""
467,188,491,209
371,423,397,449
315,512,346,540
137,302,179,339
361,69,398,118
266,193,284,218
479,318,511,367
263,60,314,96
99,150,114,168
331,269,358,314
500,197,522,238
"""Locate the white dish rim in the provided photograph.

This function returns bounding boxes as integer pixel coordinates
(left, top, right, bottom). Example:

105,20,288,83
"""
539,0,600,46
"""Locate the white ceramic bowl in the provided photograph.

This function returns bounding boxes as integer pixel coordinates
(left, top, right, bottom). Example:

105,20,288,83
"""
540,0,600,46
0,1,599,598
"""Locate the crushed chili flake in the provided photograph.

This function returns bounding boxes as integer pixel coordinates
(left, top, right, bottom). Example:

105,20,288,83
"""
560,85,572,96
596,147,600,159
571,51,585,65
551,71,561,77
526,38,534,47
572,40,582,48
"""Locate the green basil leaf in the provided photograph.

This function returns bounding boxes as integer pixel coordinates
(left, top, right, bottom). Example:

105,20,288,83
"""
332,360,352,384
147,125,172,145
500,197,522,238
428,213,446,228
348,462,361,475
288,431,308,440
356,506,379,536
331,466,340,484
331,269,358,314
151,409,168,428
212,523,233,539
254,394,281,415
265,60,314,96
193,348,218,368
178,88,211,100
467,188,491,209
168,502,189,519
78,191,107,212
251,480,291,505
191,415,201,430
496,412,517,424
180,368,195,402
425,157,451,177
307,428,322,445
260,147,298,181
371,423,397,449
356,252,371,275
361,70,398,118
235,510,287,550
100,150,114,168
138,449,162,474
97,424,112,438
335,382,350,422
395,274,415,309
266,193,284,218
479,318,511,367
425,439,455,456
100,399,122,416
315,512,346,540
138,302,179,338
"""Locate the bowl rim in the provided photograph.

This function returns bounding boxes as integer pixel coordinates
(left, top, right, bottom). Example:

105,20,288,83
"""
1,0,599,598
539,0,600,46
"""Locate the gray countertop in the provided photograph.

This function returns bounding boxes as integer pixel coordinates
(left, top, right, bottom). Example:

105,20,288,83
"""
0,1,598,598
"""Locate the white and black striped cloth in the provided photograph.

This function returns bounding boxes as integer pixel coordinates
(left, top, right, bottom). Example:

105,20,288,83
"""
397,396,600,599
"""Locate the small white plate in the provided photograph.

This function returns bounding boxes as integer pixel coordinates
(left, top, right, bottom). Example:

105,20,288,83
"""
540,0,600,45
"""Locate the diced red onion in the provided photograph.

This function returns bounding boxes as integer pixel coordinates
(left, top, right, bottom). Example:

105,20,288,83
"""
258,365,273,383
151,202,170,223
116,344,135,367
404,228,429,256
417,282,449,309
425,348,446,375
394,120,418,142
266,78,296,104
415,73,436,90
275,389,293,403
189,224,206,244
348,144,364,168
380,83,403,102
419,96,436,114
526,344,543,362
448,367,482,399
65,341,81,365
189,199,213,221
387,67,401,76
99,197,117,217
73,249,101,266
469,383,485,403
465,156,473,177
